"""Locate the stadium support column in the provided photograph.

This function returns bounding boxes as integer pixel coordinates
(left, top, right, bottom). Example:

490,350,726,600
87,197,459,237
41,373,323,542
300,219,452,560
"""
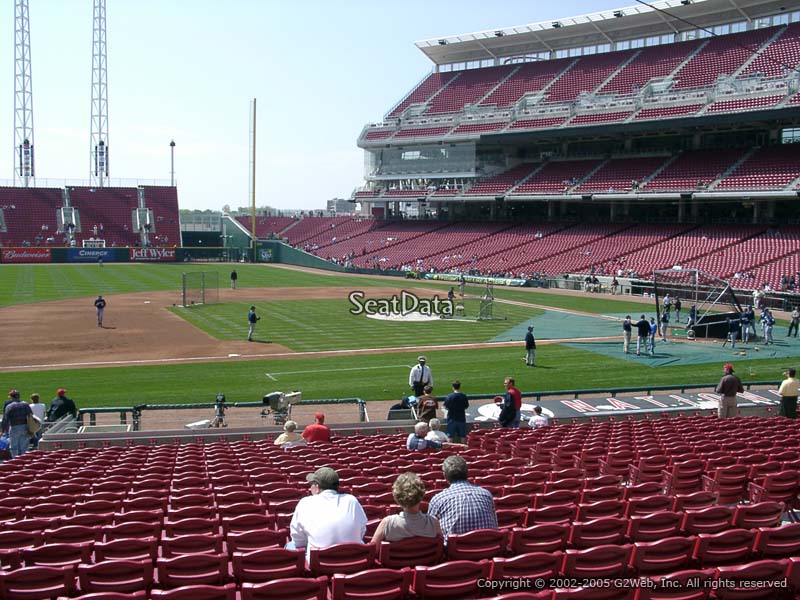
678,196,685,223
90,0,109,187
13,0,35,187
249,98,257,262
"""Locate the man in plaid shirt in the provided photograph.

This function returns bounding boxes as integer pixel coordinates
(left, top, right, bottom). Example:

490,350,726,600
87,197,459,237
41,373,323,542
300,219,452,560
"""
2,390,33,458
427,455,497,542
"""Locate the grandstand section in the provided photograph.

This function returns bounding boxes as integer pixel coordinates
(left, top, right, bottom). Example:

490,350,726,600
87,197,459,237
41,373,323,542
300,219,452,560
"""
342,0,800,290
354,0,800,250
0,185,182,249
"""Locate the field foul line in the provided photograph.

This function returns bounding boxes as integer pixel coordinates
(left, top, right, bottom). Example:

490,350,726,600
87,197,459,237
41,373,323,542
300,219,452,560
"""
0,337,616,371
266,364,412,379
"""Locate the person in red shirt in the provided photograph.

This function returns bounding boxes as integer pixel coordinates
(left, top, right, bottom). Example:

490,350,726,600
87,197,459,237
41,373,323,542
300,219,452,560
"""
504,377,522,428
302,412,331,443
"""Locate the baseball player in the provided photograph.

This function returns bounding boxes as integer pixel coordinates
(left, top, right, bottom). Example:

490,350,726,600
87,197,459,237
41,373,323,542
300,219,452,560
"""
247,306,261,341
94,295,107,327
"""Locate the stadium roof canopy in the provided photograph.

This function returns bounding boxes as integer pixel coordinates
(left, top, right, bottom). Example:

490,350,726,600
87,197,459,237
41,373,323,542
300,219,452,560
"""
415,0,792,65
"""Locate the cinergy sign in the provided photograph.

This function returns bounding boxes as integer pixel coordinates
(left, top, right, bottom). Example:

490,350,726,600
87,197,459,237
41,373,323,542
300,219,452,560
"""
129,247,176,262
1,248,52,263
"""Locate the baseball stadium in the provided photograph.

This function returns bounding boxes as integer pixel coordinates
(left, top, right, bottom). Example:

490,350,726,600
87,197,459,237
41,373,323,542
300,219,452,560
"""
2,0,800,597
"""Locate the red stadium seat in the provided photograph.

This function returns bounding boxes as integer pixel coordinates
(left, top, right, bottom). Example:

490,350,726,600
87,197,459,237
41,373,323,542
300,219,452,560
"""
78,560,154,594
0,565,76,600
411,559,491,599
330,567,413,600
240,577,328,600
308,543,376,576
446,529,508,561
156,553,228,588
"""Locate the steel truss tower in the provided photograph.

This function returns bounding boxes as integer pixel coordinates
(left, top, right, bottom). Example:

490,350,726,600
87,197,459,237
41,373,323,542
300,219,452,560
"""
14,0,35,187
90,0,109,186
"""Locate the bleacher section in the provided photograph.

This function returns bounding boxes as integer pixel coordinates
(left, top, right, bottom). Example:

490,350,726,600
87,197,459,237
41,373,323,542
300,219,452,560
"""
0,186,183,249
465,164,540,196
234,217,296,239
543,51,634,103
424,65,515,115
511,160,605,195
610,225,766,280
643,149,748,192
598,40,702,95
0,415,798,600
716,144,800,190
141,187,181,247
283,217,353,246
68,187,140,247
480,59,573,108
574,157,671,193
363,24,800,143
0,187,63,247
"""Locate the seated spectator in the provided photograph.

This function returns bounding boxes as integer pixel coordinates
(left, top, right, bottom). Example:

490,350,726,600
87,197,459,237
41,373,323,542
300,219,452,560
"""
302,412,331,443
425,418,449,443
416,385,438,423
428,455,498,542
371,473,442,544
274,420,304,446
28,393,46,449
529,405,550,428
407,421,441,451
288,467,367,560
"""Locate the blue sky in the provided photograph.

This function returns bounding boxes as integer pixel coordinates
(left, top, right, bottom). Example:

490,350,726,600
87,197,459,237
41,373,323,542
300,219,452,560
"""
1,0,626,211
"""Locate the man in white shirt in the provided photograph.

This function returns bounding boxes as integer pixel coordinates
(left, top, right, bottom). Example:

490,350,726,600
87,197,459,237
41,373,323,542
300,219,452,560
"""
529,405,550,428
425,418,449,443
409,356,434,397
288,467,367,559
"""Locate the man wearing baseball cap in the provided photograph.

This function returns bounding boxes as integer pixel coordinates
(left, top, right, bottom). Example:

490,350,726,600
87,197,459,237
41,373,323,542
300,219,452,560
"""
409,356,433,398
3,389,20,412
47,388,78,422
715,364,743,418
302,412,331,444
2,390,33,457
288,466,367,559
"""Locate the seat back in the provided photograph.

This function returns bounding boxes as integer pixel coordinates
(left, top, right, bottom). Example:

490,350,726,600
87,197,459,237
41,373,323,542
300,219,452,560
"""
156,553,228,588
0,565,75,600
231,548,305,583
694,529,756,567
377,536,443,569
78,559,154,594
240,576,328,600
509,524,569,554
489,551,562,580
308,542,376,576
629,536,695,575
562,544,633,579
331,567,413,600
412,559,491,599
569,517,627,549
446,529,508,561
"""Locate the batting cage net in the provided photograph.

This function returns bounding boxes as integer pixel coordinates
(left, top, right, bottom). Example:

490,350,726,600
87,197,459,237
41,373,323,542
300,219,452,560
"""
653,268,743,339
450,282,508,321
181,271,220,307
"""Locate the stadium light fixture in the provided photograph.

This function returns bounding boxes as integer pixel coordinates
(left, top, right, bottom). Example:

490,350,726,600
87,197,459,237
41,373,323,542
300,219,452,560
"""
552,21,562,28
438,39,448,45
614,10,624,17
681,0,691,4
494,30,505,37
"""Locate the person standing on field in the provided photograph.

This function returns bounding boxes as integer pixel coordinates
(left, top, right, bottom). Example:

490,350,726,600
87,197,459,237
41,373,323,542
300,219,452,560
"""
409,356,433,398
94,295,106,327
230,269,238,290
247,306,260,341
524,326,536,367
622,315,632,354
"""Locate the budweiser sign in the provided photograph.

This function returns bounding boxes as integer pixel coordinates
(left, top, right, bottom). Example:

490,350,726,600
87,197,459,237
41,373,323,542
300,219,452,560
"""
2,248,52,263
129,247,176,262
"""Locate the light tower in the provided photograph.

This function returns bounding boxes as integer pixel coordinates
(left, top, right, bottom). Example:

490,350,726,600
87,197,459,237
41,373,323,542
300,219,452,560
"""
14,0,35,187
90,0,109,187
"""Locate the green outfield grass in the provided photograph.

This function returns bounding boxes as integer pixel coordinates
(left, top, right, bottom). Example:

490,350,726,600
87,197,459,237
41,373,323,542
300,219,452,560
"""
169,299,542,351
0,263,398,307
0,343,788,410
